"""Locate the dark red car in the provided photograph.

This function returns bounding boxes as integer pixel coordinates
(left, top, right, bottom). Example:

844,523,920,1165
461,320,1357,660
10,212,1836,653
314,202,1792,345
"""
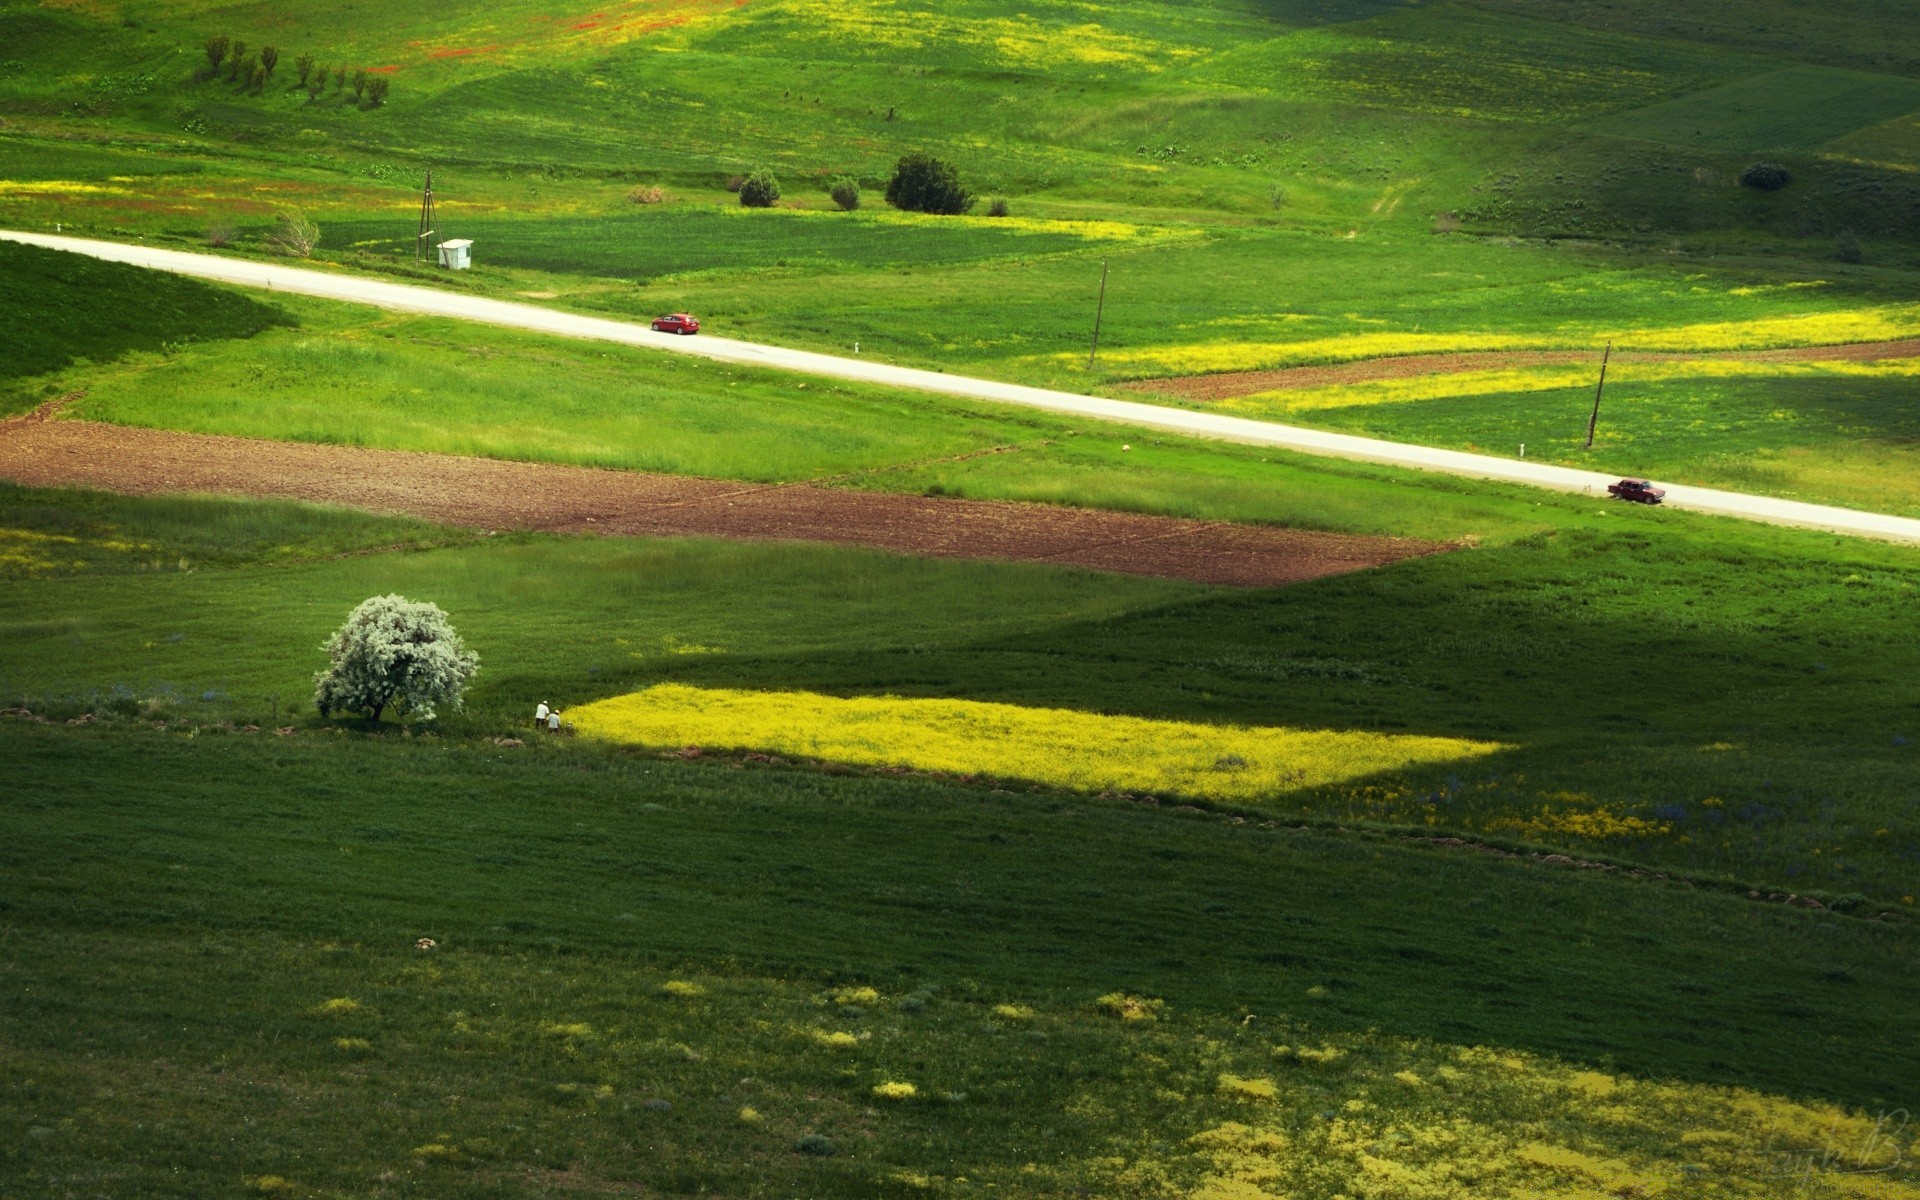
651,313,700,335
1608,478,1666,504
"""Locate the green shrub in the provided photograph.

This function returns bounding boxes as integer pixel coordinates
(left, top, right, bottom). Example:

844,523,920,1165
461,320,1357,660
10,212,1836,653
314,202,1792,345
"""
203,36,230,73
986,197,1010,218
365,76,389,108
885,153,974,215
294,54,313,85
828,176,860,211
1834,228,1863,263
738,169,781,208
1739,162,1792,191
260,46,278,77
227,41,247,78
794,1134,836,1157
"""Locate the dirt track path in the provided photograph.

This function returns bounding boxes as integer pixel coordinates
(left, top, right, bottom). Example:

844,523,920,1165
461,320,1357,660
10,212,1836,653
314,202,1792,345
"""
1122,339,1920,402
0,416,1442,587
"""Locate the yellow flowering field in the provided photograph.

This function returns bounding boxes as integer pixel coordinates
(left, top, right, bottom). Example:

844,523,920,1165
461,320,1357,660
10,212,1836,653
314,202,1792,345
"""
567,684,1502,801
1177,1040,1920,1200
1219,357,1920,416
1071,304,1920,378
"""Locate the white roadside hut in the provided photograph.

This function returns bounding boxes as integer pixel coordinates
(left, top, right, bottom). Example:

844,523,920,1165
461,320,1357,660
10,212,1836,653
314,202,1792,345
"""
437,238,473,270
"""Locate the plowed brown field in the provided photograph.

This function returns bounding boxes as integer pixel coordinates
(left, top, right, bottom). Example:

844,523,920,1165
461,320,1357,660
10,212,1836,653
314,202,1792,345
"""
0,417,1445,587
1123,339,1920,403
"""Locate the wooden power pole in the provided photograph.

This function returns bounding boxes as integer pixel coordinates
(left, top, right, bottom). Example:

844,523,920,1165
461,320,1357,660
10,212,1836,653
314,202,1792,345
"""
1585,341,1612,449
1087,259,1109,370
416,169,438,264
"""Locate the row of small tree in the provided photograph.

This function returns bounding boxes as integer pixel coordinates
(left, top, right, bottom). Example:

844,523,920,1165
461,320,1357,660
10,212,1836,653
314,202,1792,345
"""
734,154,1004,216
200,35,389,107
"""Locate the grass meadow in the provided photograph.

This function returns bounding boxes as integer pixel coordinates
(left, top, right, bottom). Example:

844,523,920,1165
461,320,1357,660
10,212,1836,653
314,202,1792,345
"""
5,479,1919,904
6,0,1920,402
34,247,1920,527
1206,356,1920,516
6,2,1920,1194
3,720,1917,1197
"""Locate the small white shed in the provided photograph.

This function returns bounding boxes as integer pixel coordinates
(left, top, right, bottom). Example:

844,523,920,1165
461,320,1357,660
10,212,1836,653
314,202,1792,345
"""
437,238,473,270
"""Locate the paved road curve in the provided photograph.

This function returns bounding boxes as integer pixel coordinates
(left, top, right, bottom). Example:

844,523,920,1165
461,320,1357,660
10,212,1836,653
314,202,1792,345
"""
12,229,1920,546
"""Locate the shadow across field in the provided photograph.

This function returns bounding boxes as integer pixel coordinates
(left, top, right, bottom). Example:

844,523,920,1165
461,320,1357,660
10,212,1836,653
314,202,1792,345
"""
4,721,1915,1113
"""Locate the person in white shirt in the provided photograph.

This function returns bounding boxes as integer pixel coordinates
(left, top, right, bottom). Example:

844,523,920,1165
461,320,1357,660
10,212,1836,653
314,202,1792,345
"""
535,701,550,728
547,709,561,733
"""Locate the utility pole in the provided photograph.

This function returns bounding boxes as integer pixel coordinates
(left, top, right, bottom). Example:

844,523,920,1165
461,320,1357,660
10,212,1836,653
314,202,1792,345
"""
1585,341,1612,450
1087,259,1109,371
416,168,438,264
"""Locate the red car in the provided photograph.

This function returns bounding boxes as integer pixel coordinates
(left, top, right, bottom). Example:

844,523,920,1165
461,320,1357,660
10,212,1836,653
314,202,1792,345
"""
1608,478,1666,504
651,313,700,335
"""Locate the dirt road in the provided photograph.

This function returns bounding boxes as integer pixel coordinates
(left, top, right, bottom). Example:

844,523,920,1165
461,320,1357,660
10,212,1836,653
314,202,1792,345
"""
0,416,1442,587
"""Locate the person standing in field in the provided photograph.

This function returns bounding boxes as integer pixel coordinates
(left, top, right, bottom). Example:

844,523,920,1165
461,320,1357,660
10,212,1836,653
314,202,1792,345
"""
547,708,561,734
535,700,550,728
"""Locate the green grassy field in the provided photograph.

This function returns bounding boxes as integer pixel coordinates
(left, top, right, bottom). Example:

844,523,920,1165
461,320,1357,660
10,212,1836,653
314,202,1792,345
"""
5,721,1915,1197
5,715,1919,1197
5,0,1920,397
6,479,1919,903
26,242,1920,530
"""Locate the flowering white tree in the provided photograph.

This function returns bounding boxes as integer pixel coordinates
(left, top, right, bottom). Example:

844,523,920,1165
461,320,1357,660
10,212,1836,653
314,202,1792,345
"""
314,595,479,722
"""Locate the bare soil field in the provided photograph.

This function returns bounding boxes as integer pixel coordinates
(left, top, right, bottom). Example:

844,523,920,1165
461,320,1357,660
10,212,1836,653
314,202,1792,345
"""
0,416,1443,587
1124,339,1920,402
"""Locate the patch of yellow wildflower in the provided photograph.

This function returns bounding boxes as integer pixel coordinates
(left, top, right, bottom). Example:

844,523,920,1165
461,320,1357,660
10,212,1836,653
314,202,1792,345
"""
0,527,154,575
831,985,881,1005
719,201,1168,243
1218,1074,1279,1101
1489,792,1672,841
313,997,361,1015
992,1004,1036,1021
872,1080,918,1100
1182,1042,1919,1200
1222,356,1920,416
811,1030,862,1048
0,180,134,196
568,685,1503,802
332,1037,372,1052
1096,992,1166,1022
1069,303,1920,377
660,980,704,998
763,0,1200,72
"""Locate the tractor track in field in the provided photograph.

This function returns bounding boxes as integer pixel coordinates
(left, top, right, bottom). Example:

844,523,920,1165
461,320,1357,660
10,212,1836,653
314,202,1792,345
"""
0,418,1445,587
1120,339,1920,402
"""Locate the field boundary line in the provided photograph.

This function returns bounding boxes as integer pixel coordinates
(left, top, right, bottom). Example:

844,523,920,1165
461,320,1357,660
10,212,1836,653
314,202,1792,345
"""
10,230,1920,546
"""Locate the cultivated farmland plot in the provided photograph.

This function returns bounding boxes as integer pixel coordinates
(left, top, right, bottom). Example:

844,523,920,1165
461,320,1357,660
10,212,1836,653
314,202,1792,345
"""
2,0,1919,1196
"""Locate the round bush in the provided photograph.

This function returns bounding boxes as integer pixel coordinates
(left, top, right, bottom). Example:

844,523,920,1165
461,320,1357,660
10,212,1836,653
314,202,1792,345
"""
1739,162,1792,191
794,1134,836,1157
313,594,479,722
986,197,1010,218
885,153,974,215
828,176,860,211
738,169,780,208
